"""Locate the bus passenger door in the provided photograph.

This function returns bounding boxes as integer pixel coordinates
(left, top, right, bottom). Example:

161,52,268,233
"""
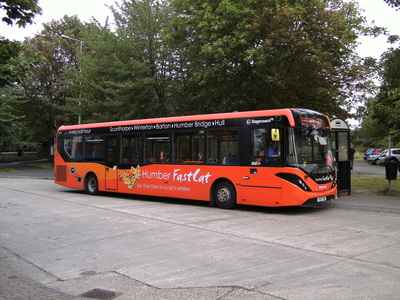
105,136,118,190
240,167,282,206
241,126,283,206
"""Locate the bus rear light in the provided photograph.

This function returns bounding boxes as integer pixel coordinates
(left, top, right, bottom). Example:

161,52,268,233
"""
276,173,311,191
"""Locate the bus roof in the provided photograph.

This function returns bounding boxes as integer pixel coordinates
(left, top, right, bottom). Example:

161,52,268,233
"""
57,108,327,131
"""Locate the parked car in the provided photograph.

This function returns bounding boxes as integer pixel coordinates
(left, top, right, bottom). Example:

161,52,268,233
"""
363,148,385,160
363,148,375,160
376,148,400,165
367,153,381,165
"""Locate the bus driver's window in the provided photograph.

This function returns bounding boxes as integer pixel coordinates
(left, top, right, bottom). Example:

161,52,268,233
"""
250,129,281,166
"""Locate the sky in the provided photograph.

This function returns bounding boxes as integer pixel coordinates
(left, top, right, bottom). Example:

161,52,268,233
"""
0,0,399,58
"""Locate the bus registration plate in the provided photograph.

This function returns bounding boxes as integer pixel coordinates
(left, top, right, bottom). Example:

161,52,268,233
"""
317,196,327,202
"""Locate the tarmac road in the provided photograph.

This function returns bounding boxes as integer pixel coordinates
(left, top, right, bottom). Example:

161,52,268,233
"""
0,161,54,179
1,161,400,300
1,178,400,299
353,160,386,176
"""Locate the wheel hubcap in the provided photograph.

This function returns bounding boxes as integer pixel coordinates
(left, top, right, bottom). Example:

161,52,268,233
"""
217,187,230,203
89,179,97,192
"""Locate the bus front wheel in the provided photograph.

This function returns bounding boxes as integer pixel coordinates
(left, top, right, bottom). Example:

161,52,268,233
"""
85,174,99,195
214,181,236,209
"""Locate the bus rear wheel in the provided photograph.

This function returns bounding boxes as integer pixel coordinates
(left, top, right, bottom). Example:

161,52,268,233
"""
85,174,99,195
214,181,236,209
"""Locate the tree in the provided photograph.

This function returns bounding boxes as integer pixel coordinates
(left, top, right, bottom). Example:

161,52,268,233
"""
79,22,145,122
384,0,400,8
368,48,400,145
353,103,387,149
0,86,22,150
0,0,41,27
0,39,23,86
13,16,86,152
79,0,173,122
0,0,42,151
0,38,42,87
168,0,378,117
0,0,42,87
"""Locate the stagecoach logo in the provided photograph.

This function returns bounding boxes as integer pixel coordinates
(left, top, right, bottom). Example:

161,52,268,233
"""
119,165,142,189
246,118,274,125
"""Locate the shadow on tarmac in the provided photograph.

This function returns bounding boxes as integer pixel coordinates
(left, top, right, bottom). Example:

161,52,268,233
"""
62,188,321,216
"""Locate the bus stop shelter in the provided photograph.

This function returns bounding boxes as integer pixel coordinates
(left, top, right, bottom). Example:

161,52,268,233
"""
331,118,351,195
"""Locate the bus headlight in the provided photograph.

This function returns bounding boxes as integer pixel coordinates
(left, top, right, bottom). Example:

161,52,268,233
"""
276,173,311,191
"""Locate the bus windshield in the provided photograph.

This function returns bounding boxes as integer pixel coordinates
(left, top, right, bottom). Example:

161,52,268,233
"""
287,126,333,176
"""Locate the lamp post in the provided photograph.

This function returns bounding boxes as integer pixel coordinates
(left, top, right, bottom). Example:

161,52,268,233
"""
61,34,84,124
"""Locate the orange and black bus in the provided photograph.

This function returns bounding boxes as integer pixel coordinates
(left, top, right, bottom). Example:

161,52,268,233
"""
54,108,336,208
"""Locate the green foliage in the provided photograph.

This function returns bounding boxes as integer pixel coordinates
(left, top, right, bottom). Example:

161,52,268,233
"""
0,86,22,150
384,0,400,8
353,116,387,149
0,85,42,151
0,0,42,87
1,0,388,152
80,24,148,122
80,0,172,121
367,48,400,145
0,39,21,86
0,37,42,87
0,0,42,27
168,0,373,117
11,16,86,151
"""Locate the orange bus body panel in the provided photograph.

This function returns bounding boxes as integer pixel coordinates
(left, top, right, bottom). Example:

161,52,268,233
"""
54,109,337,207
54,161,336,207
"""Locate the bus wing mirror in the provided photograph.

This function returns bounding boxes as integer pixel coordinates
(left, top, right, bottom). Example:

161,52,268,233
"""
271,129,280,141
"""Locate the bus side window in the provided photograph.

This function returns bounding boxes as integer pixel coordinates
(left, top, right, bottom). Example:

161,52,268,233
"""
84,136,103,161
58,136,81,162
145,133,170,163
175,132,189,163
63,137,73,158
92,144,103,160
174,131,204,164
71,136,83,159
122,135,142,163
193,131,205,163
107,136,117,163
208,130,238,165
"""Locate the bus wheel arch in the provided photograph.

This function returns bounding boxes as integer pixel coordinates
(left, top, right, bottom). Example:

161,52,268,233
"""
85,173,99,195
211,179,237,209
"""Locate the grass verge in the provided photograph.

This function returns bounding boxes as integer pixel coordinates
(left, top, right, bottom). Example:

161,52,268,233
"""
0,166,21,174
0,161,53,173
352,175,400,196
26,161,53,170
